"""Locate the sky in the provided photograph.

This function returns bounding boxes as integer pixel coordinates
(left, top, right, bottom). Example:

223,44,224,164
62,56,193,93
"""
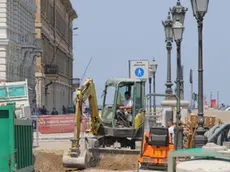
71,0,230,105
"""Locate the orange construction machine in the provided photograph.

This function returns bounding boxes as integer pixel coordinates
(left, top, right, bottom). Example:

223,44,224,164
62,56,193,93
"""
138,127,174,170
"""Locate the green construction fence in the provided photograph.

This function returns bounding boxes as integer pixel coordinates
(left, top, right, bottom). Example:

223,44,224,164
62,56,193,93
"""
0,103,34,172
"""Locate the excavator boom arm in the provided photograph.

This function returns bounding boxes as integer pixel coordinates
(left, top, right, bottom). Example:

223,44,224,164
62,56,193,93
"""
74,78,101,147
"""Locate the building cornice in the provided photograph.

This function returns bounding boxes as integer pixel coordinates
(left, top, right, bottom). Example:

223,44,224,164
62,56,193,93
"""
61,0,77,20
0,39,9,46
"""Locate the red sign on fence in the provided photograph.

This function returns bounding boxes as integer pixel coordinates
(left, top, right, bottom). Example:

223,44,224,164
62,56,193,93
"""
211,99,216,107
37,114,75,134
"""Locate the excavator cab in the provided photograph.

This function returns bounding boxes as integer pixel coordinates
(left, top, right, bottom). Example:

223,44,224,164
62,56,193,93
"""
99,78,145,143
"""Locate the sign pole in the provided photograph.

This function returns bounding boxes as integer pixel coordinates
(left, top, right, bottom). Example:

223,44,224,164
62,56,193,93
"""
128,60,131,78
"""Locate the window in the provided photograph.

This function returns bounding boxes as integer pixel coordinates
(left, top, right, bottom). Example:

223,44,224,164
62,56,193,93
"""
104,86,115,105
118,84,134,105
101,86,115,123
50,4,54,26
69,28,72,45
134,83,143,109
41,0,45,15
64,59,68,75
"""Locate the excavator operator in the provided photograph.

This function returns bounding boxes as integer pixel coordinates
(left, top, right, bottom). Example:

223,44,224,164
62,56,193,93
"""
122,91,133,106
115,91,133,127
121,91,133,125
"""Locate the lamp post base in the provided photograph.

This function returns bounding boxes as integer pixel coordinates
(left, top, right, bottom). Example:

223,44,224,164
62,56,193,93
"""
161,99,189,150
174,125,184,150
165,82,173,99
161,99,189,108
194,134,208,148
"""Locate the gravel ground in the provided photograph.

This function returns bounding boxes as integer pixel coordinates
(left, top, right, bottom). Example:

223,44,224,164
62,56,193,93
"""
33,141,140,172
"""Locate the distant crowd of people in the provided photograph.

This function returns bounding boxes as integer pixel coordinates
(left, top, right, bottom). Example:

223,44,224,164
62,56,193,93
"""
32,105,75,116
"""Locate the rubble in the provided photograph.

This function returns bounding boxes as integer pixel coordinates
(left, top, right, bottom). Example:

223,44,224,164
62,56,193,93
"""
97,154,138,170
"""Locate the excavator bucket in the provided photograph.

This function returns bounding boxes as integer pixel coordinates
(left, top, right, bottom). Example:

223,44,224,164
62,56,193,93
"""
62,133,99,169
62,137,88,169
63,148,87,169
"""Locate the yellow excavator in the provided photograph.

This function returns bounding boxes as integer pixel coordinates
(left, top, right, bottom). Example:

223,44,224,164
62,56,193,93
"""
63,78,146,169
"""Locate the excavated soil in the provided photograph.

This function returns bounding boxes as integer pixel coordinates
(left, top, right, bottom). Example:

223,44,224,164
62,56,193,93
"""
97,154,138,170
34,150,138,172
34,151,67,172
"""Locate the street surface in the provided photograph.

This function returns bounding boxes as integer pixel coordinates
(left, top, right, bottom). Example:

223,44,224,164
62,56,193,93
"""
79,170,162,172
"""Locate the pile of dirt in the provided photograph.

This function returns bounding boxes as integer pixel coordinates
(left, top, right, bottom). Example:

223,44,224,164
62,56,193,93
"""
97,154,138,170
34,150,67,172
34,149,138,172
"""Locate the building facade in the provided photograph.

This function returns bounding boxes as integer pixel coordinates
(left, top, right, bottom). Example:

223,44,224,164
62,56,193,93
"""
0,0,40,102
35,0,77,113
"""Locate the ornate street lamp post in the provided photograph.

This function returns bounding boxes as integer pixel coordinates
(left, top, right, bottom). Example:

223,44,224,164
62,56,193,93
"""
190,0,210,147
170,0,187,99
172,20,184,150
148,67,152,113
162,12,173,98
181,65,184,99
149,59,157,115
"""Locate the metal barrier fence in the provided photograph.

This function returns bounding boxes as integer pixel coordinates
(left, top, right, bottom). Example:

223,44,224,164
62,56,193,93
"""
33,114,90,146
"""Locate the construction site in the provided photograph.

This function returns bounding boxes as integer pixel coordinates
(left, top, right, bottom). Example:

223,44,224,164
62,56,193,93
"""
1,77,230,172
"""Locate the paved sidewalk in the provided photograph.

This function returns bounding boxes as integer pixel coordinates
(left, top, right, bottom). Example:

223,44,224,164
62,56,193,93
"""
81,170,163,172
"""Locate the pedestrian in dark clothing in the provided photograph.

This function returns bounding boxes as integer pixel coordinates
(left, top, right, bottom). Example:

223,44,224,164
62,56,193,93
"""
73,104,76,113
51,107,58,115
40,105,47,115
62,105,66,114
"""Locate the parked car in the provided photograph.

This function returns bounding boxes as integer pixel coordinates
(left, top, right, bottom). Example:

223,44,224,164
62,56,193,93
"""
224,106,230,111
219,105,230,111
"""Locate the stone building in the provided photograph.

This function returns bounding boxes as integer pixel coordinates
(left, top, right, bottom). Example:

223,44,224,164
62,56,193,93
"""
0,0,41,102
35,0,77,113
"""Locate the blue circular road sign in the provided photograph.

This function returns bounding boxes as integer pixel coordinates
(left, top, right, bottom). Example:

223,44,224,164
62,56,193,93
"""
135,67,144,77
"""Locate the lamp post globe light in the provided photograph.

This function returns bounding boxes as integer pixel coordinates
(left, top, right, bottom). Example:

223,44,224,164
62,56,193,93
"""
190,0,209,148
191,0,209,19
150,58,158,74
172,20,184,44
149,59,157,116
162,12,173,98
170,0,188,25
162,12,173,42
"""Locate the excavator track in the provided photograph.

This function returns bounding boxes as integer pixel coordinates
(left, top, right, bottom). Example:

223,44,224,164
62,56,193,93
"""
90,147,139,154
